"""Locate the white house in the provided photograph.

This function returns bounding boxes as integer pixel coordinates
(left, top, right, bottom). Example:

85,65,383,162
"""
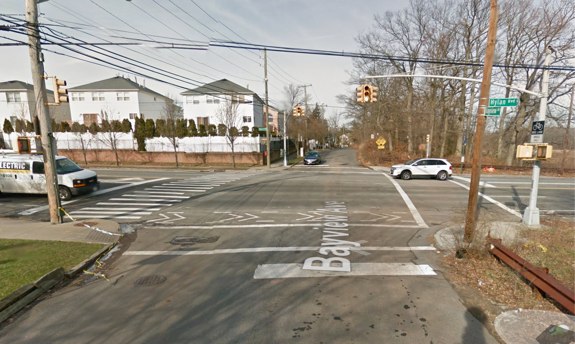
181,79,265,131
68,76,173,126
0,80,71,128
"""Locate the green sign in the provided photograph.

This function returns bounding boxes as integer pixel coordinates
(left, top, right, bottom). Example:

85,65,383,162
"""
485,107,501,116
489,98,519,107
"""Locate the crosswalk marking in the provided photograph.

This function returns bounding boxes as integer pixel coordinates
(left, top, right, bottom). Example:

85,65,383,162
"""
66,172,257,220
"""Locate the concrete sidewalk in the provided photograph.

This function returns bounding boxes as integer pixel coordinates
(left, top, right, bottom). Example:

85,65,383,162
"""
0,217,121,245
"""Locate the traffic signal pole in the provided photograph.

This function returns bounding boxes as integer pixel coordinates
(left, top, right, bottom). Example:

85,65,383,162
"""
522,47,553,226
26,0,62,224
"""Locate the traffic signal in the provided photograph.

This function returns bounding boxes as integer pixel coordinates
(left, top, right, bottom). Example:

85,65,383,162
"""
53,77,68,104
293,105,304,116
356,86,364,102
371,85,378,102
356,84,377,103
362,85,371,102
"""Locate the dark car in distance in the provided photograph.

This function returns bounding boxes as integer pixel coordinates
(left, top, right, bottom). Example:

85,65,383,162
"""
304,151,322,165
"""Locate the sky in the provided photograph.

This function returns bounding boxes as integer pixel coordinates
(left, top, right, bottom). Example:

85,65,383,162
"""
0,0,407,122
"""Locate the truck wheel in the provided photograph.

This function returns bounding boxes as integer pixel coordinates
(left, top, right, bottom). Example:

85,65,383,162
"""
59,186,72,201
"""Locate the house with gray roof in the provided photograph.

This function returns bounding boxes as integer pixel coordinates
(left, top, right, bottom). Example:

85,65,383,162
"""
181,79,265,131
68,76,174,126
0,80,71,129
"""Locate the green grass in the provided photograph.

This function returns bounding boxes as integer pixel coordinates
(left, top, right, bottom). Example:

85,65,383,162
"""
0,239,105,299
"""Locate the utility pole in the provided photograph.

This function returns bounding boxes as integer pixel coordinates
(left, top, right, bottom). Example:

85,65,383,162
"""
299,84,311,154
264,49,271,168
283,111,288,167
462,0,498,244
523,46,554,226
26,0,62,224
560,85,574,175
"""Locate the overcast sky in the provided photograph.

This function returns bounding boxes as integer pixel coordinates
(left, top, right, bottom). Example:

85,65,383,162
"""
1,0,407,121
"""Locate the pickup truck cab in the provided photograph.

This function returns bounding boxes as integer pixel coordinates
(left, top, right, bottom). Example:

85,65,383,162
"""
0,153,99,200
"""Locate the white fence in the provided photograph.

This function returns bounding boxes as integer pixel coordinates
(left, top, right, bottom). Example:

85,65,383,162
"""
1,132,262,153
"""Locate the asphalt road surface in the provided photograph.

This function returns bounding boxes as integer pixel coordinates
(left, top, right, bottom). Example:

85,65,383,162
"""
1,148,572,343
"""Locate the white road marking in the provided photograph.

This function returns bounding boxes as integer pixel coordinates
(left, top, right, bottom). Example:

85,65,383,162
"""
452,176,496,188
140,190,186,195
123,194,190,199
70,215,142,219
487,195,547,199
449,180,522,218
382,173,428,228
148,223,423,230
69,211,152,215
253,263,436,279
78,207,161,211
18,177,170,216
109,198,181,202
97,202,173,206
124,246,436,256
151,186,207,192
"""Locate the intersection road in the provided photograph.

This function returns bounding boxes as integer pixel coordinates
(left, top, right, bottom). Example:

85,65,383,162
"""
0,149,513,343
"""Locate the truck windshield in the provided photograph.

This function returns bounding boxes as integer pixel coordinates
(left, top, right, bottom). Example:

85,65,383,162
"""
55,158,83,174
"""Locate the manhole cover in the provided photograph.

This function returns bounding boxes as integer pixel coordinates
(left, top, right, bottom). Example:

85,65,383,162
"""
134,275,167,287
170,236,219,246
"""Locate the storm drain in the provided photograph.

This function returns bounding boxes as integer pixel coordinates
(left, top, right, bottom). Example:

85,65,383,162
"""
134,275,167,287
170,236,219,246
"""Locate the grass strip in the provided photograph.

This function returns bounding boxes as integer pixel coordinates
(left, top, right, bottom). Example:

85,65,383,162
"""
0,239,105,299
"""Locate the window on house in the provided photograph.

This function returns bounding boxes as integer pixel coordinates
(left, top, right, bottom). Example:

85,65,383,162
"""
6,92,21,102
116,92,130,101
197,117,210,126
232,95,245,104
243,116,252,123
71,92,85,101
206,95,220,104
83,113,98,126
91,92,105,101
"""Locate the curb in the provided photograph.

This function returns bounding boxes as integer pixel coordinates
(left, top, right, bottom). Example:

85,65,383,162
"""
0,242,117,325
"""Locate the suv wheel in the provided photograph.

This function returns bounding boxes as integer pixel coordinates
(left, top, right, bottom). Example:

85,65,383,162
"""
437,171,448,181
400,170,412,180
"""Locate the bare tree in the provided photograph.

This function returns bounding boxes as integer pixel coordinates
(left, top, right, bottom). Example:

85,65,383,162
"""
216,97,241,168
98,110,123,167
162,98,184,168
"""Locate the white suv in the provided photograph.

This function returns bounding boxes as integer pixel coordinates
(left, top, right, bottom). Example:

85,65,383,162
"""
390,158,452,180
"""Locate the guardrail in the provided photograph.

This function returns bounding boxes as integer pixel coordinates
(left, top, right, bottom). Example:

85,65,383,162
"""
487,238,575,315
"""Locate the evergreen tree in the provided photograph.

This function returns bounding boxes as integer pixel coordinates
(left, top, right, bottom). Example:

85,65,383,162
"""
241,126,250,137
198,124,207,137
155,119,166,137
60,121,71,132
251,126,260,137
207,124,217,136
134,117,146,151
144,119,155,138
3,119,14,134
188,119,198,136
217,124,227,136
121,119,132,133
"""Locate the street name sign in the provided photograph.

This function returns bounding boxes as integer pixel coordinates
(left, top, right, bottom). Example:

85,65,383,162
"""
489,98,519,107
485,107,501,116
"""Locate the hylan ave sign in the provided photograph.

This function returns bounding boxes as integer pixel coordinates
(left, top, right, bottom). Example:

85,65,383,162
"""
489,97,519,107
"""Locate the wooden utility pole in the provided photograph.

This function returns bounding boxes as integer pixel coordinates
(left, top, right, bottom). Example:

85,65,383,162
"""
26,0,62,224
463,0,498,244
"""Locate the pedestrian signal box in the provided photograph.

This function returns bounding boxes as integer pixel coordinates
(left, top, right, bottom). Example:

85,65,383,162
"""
516,143,553,160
